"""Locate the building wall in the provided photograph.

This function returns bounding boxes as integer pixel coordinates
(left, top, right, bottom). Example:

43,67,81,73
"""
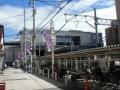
115,0,120,20
4,44,21,63
105,26,119,46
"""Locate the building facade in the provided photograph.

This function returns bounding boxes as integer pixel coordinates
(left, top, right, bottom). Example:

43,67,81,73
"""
19,29,103,56
4,41,21,66
105,0,120,46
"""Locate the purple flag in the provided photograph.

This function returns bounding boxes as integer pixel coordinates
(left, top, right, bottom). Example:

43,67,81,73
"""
43,30,52,52
26,44,31,55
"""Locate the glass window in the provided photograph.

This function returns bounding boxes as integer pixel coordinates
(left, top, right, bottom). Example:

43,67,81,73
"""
66,37,68,42
62,36,65,42
69,37,71,42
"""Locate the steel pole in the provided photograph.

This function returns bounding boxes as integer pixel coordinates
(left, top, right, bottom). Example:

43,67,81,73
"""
94,8,99,47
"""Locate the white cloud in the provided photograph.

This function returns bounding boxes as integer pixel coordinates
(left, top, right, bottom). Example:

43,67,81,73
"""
99,0,115,7
0,0,117,43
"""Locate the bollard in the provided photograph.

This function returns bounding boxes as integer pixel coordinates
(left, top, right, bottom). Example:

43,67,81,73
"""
55,72,57,81
43,69,44,76
65,74,67,84
48,69,50,78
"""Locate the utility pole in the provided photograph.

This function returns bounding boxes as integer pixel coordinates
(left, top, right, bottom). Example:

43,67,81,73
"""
28,0,36,73
50,20,54,79
94,8,99,46
24,10,26,64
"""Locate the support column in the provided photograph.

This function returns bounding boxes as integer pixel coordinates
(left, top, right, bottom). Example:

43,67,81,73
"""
80,57,82,71
65,58,67,69
74,57,78,71
58,58,61,67
106,55,110,70
94,54,98,68
87,56,90,67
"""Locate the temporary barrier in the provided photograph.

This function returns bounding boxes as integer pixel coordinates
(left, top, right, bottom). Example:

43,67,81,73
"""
85,78,89,90
0,82,5,90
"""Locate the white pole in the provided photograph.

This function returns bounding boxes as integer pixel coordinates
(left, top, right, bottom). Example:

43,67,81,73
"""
65,74,67,84
50,20,54,79
30,0,36,73
48,69,50,78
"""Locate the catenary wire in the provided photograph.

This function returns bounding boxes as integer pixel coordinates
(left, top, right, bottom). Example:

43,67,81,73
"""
54,0,101,35
54,0,80,21
35,0,72,35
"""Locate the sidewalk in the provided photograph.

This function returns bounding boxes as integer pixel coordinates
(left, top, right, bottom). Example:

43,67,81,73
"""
0,68,85,90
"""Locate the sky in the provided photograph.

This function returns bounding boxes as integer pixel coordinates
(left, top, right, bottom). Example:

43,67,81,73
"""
0,0,117,44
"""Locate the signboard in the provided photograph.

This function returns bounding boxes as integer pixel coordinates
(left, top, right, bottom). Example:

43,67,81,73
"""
115,61,120,65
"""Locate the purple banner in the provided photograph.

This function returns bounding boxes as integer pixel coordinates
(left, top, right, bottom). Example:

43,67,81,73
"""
21,49,24,58
26,44,31,55
43,30,52,52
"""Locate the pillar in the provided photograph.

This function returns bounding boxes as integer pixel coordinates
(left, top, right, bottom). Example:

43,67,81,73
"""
65,58,67,69
87,56,90,67
106,55,110,70
58,58,61,67
74,57,78,71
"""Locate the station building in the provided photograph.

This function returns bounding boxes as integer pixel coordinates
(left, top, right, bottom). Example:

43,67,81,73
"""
19,29,103,56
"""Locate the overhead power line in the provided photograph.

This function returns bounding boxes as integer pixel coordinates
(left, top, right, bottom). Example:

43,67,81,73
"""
37,0,61,8
78,0,101,15
0,14,23,20
4,15,32,30
54,0,80,21
0,10,32,21
4,34,18,37
35,1,64,30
